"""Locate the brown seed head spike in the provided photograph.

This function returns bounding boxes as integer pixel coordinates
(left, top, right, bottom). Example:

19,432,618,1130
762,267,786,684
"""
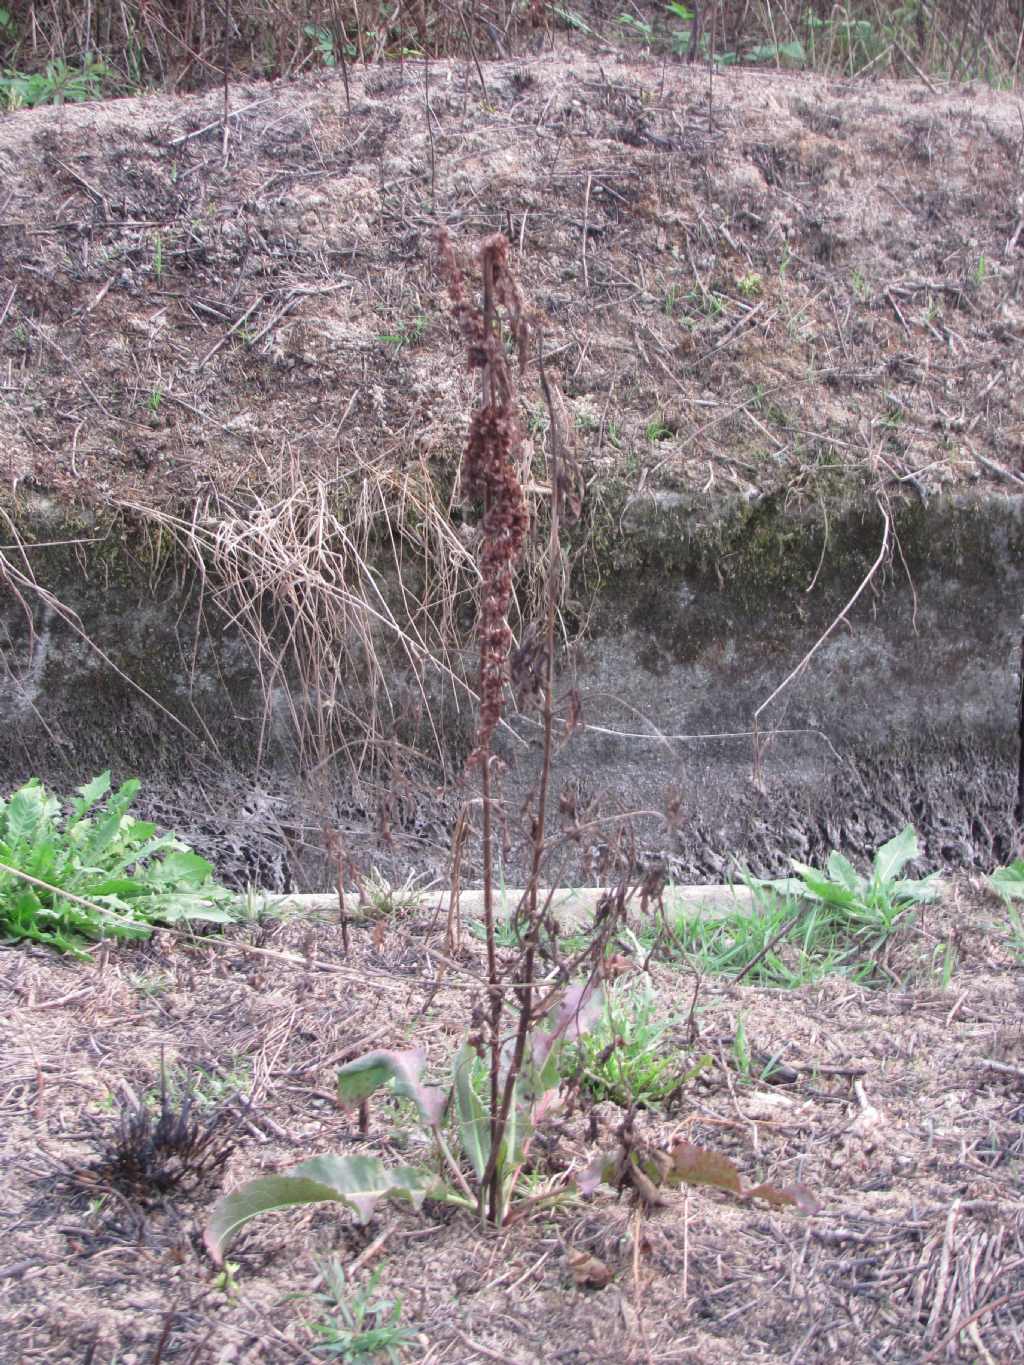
437,230,530,760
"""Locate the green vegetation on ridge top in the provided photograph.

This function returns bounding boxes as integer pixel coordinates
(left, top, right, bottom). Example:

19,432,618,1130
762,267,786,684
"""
0,770,237,956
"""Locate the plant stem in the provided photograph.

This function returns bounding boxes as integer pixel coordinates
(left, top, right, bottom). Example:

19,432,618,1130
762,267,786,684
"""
431,1125,476,1204
476,242,504,1226
479,327,568,1224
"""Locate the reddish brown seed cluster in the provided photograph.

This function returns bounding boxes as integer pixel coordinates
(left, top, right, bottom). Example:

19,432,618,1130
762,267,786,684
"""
437,230,530,757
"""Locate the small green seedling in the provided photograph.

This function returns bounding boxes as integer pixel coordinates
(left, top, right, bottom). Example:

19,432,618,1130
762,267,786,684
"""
309,1262,415,1363
645,416,673,442
213,1260,240,1297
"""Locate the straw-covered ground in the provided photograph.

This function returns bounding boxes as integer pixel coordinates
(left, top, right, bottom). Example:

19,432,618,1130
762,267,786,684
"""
3,881,1023,1363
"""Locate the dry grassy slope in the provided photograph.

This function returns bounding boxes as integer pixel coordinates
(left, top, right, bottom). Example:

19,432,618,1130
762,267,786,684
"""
0,50,1022,519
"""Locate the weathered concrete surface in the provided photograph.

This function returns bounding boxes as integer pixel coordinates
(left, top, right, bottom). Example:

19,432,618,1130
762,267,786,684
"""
493,489,1023,880
2,490,1020,889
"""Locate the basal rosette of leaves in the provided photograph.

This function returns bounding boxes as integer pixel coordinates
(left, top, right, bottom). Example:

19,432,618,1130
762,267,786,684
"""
0,770,236,957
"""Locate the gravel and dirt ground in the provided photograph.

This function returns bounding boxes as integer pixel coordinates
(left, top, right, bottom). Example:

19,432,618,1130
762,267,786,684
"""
3,881,1024,1364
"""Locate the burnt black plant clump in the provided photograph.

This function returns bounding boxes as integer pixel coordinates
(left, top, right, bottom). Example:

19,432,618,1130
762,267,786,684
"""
94,1070,238,1200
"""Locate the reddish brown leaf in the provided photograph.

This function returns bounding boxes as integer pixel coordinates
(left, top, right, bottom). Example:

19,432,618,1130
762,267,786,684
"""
567,1247,614,1288
747,1182,821,1214
669,1140,744,1196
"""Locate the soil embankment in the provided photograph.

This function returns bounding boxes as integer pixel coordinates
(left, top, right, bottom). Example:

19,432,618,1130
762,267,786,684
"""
2,52,1022,884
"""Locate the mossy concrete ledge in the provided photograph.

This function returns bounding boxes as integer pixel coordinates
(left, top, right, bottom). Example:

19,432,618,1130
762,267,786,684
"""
1,488,1020,883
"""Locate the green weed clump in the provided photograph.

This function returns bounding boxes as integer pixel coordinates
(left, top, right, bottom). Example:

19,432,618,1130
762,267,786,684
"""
307,1261,416,1363
649,827,938,987
0,54,111,109
563,977,702,1109
0,770,236,956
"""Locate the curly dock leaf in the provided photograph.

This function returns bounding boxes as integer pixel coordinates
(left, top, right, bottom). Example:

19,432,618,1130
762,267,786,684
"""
336,1048,446,1126
204,1154,432,1264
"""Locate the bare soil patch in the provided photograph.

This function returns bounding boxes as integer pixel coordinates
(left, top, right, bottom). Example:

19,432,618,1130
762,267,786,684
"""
3,883,1024,1363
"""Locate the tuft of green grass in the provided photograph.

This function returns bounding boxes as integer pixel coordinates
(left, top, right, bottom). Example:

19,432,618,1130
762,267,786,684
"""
632,828,938,988
360,866,435,917
306,1260,416,1361
652,887,850,987
563,977,705,1109
644,416,673,442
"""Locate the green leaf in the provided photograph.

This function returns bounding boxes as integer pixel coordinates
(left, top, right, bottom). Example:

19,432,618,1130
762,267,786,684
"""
747,40,806,64
204,1155,431,1264
989,860,1024,901
789,863,856,906
3,781,57,844
78,807,131,865
153,849,217,889
825,851,862,894
777,40,806,62
0,772,236,954
336,1049,446,1126
872,825,918,885
886,875,939,906
143,897,237,925
760,876,809,898
68,771,112,825
452,1044,490,1180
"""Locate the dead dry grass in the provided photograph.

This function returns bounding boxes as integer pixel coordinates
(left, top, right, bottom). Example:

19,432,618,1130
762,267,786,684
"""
6,2,1024,93
2,880,1023,1363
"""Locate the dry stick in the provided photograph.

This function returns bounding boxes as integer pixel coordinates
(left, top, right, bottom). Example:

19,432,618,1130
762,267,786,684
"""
920,1290,1024,1363
926,1198,961,1341
195,295,264,370
969,445,1024,489
221,0,232,162
751,499,891,782
978,1057,1024,1080
0,284,16,329
581,173,591,292
733,907,806,984
1017,620,1024,832
451,1329,518,1365
459,8,488,97
167,97,276,147
328,0,352,113
423,53,436,215
895,40,940,93
346,1225,392,1275
446,804,470,955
